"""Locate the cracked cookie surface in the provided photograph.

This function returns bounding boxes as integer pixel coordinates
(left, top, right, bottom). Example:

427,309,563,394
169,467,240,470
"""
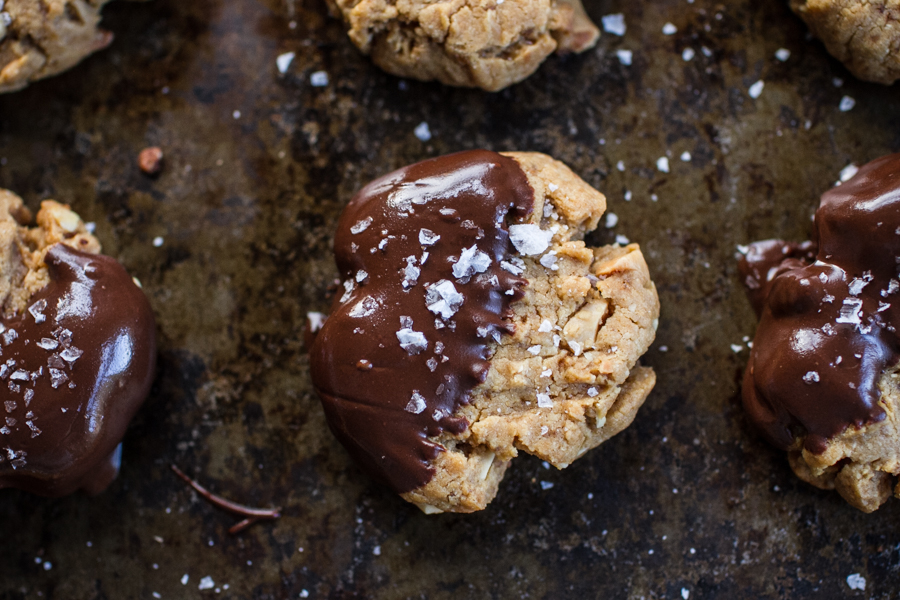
789,0,900,84
324,0,600,91
0,0,143,94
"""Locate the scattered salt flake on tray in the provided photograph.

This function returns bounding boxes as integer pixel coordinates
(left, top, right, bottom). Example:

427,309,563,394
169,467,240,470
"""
682,48,695,61
616,160,625,172
748,80,764,99
833,77,844,87
730,344,743,353
181,575,189,585
198,576,215,591
540,481,554,490
839,96,856,112
775,48,790,61
414,121,432,141
624,190,633,201
616,50,633,65
152,236,164,247
509,224,552,255
839,163,859,183
657,157,670,173
846,573,866,590
681,589,690,599
680,151,692,162
405,391,426,414
615,234,630,245
662,22,677,35
276,52,295,74
605,212,618,228
601,13,626,36
310,71,328,86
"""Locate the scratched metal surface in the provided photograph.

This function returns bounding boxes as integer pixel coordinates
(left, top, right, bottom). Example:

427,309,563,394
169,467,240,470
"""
0,0,899,598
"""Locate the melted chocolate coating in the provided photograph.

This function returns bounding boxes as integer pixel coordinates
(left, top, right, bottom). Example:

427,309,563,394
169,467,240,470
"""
310,150,534,493
0,245,156,496
740,154,900,454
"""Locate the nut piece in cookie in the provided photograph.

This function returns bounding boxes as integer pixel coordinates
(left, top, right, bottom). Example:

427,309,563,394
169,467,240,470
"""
789,0,900,85
0,0,146,94
0,191,156,496
310,150,659,513
324,0,600,91
739,153,900,512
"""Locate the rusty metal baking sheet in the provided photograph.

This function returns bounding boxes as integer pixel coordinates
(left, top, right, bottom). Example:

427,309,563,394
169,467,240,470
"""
2,0,900,598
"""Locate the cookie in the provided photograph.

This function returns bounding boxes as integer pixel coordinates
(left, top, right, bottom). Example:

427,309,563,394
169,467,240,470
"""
740,153,900,512
789,0,900,85
324,0,600,91
0,0,143,94
311,150,659,513
0,191,156,496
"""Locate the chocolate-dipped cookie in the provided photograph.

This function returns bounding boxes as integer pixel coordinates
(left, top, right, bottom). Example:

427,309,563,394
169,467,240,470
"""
740,153,900,512
311,150,659,513
0,191,156,496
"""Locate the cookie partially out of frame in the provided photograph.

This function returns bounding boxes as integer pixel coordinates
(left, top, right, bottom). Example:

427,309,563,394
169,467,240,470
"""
789,0,900,85
740,154,900,512
311,150,659,513
324,0,600,91
0,0,145,94
0,191,156,496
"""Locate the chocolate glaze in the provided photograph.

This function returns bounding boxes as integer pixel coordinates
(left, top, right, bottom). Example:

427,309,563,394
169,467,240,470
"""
310,150,534,493
0,244,156,496
740,154,900,454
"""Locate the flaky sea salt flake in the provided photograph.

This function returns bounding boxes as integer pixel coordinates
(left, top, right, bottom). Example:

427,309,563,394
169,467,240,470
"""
425,280,464,319
616,49,633,66
49,368,68,389
537,393,553,408
351,217,373,235
452,245,491,279
60,346,83,363
602,13,626,36
37,338,58,351
509,224,552,256
419,229,440,246
846,574,866,591
28,299,47,323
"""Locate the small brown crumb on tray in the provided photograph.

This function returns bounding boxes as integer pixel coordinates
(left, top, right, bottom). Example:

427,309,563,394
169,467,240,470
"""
139,147,164,175
170,464,281,534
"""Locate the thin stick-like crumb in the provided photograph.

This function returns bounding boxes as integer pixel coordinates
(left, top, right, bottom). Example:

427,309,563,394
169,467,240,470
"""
170,464,281,534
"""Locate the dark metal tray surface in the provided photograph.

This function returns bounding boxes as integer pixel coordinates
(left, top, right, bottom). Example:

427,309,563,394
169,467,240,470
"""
1,0,899,598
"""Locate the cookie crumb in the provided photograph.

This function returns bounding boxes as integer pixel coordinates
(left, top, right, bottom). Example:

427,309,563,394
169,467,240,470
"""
138,147,164,176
